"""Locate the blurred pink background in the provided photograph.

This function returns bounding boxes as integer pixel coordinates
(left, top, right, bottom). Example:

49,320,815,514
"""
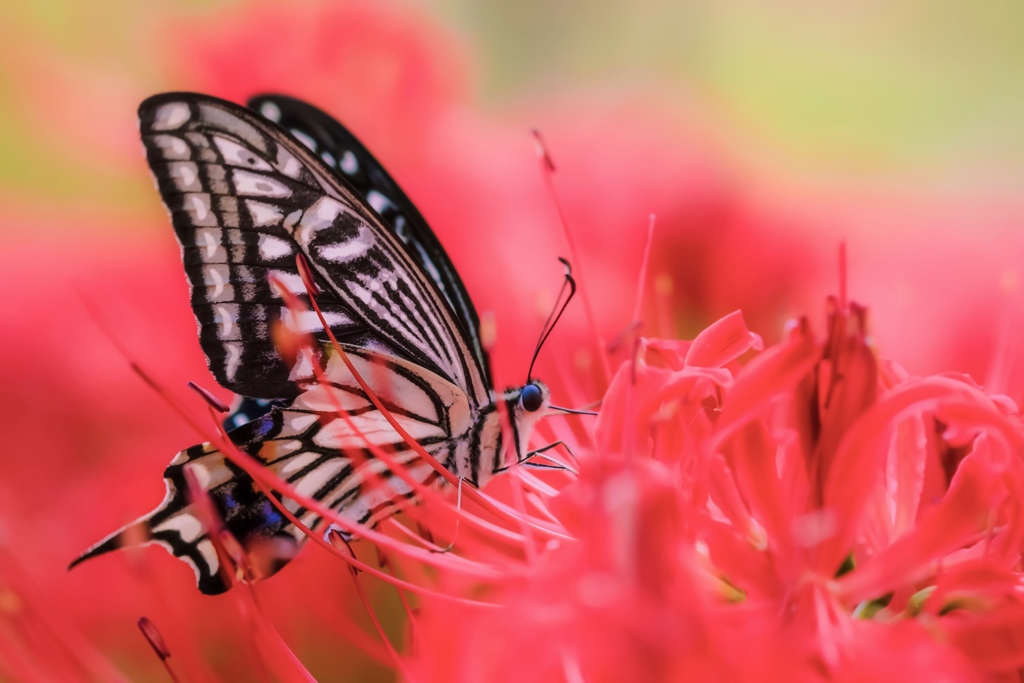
2,0,1023,679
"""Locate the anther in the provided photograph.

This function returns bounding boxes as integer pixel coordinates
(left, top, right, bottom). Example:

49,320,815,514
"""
137,616,171,661
187,381,230,413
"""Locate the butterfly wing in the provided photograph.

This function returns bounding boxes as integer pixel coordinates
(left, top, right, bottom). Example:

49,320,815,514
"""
71,93,497,592
247,94,489,385
140,92,491,407
72,346,470,594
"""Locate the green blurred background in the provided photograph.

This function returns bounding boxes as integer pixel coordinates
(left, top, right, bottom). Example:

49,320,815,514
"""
3,0,1024,217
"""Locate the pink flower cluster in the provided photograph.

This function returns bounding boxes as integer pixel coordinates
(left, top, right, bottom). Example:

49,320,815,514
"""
407,286,1024,682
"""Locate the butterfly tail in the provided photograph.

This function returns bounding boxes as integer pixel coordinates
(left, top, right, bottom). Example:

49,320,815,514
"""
68,477,235,595
68,517,153,569
70,423,308,595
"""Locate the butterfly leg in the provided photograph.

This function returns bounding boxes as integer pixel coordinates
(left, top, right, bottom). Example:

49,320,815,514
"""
522,460,578,476
493,441,579,476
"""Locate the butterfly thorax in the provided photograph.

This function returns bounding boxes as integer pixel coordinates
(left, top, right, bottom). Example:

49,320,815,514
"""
454,381,551,489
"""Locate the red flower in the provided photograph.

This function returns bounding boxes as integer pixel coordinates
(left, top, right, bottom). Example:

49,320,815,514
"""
4,1,1024,680
405,272,1024,681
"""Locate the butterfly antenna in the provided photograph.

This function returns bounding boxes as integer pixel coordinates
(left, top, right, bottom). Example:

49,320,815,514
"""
532,129,610,384
527,257,576,381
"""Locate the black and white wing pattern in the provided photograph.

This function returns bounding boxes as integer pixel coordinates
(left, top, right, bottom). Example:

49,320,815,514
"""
246,94,488,383
141,92,490,407
74,347,472,594
71,93,549,595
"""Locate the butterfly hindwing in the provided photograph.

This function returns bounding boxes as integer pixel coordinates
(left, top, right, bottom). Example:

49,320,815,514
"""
139,93,490,407
72,346,469,594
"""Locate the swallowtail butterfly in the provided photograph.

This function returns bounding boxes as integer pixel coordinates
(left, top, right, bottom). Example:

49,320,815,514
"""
72,93,557,594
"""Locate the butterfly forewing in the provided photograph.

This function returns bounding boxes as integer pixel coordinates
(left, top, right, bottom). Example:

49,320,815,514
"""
246,94,489,385
140,94,490,407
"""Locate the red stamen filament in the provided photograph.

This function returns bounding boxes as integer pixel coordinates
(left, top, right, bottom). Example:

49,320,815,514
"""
330,531,418,683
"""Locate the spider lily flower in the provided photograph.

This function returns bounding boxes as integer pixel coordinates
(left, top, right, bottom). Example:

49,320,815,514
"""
406,293,1024,681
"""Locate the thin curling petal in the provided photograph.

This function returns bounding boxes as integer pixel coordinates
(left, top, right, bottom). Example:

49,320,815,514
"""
685,310,763,369
835,444,1009,604
817,377,1000,576
712,319,819,451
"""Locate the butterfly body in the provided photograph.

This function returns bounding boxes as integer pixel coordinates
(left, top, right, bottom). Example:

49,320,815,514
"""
72,93,551,594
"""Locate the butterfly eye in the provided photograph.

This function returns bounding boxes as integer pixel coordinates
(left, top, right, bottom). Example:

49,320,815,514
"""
520,383,544,412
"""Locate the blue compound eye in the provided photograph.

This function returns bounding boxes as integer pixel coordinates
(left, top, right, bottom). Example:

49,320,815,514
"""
520,383,544,412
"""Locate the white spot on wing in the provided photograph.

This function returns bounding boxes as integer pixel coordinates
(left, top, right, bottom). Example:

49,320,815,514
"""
247,201,284,227
258,234,292,260
224,343,242,381
214,136,274,171
172,162,200,191
279,308,350,333
289,349,315,382
288,413,319,433
204,264,229,298
366,190,390,214
291,129,317,151
321,311,352,328
279,153,302,179
185,194,214,225
268,270,306,297
320,226,373,262
259,101,281,122
294,460,347,499
284,209,302,231
196,539,220,575
315,198,342,221
232,170,291,198
280,308,321,333
152,135,190,159
151,102,191,130
186,463,212,488
158,513,204,543
215,304,236,339
280,451,318,477
340,151,358,175
295,197,344,245
196,229,225,261
348,280,375,309
276,440,303,455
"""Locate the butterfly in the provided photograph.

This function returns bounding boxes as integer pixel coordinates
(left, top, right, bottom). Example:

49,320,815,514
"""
71,93,568,594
